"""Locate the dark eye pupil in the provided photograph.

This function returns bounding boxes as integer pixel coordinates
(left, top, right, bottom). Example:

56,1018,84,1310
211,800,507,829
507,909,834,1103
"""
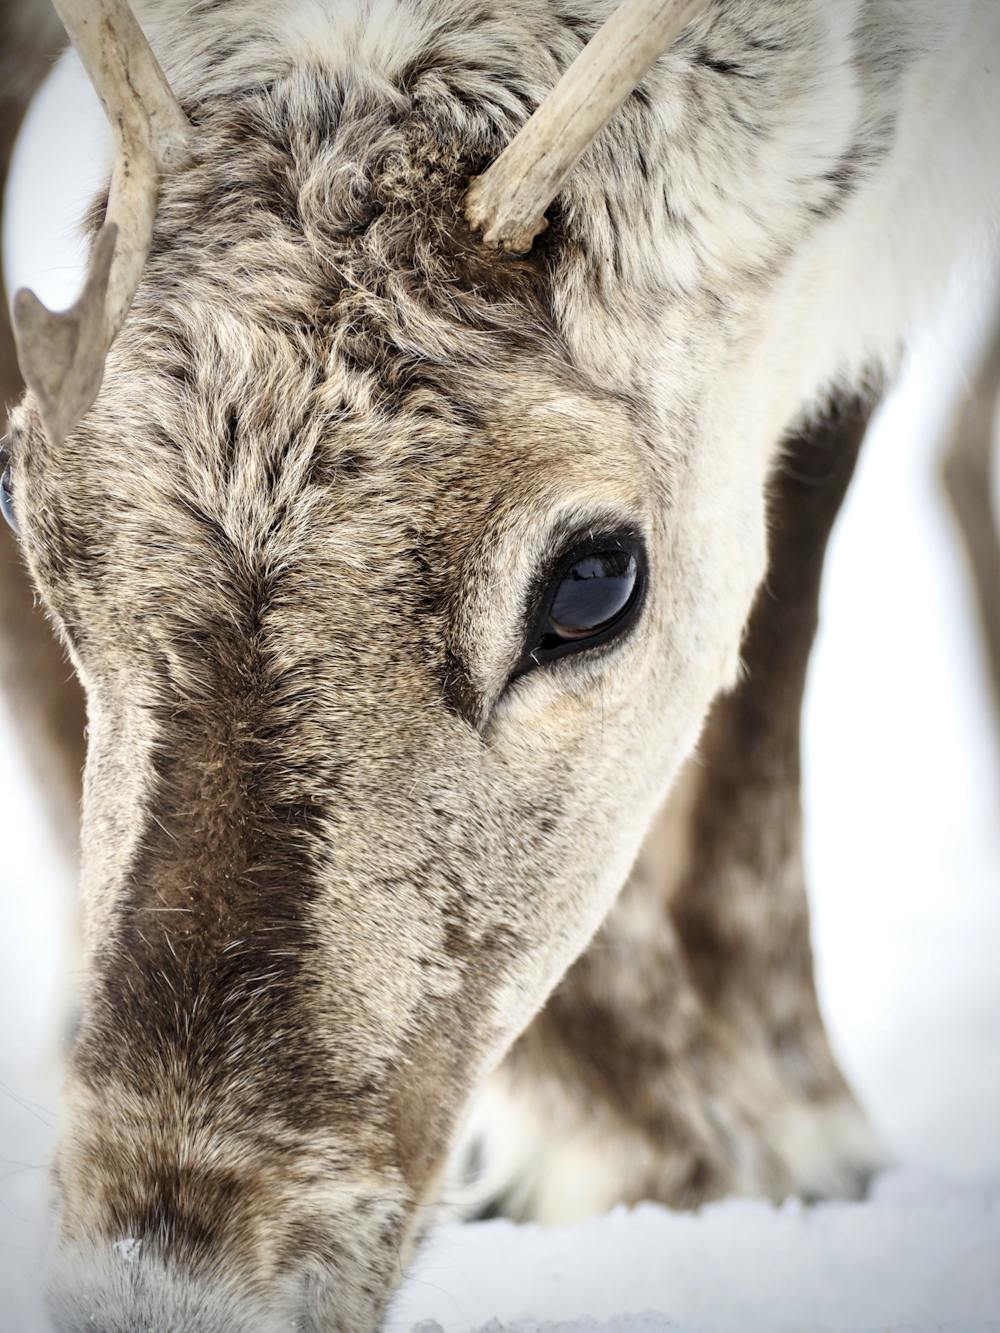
513,530,646,681
548,549,638,641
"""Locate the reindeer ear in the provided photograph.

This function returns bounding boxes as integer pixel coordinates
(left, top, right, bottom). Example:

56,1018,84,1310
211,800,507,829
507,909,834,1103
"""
464,0,707,255
12,0,192,448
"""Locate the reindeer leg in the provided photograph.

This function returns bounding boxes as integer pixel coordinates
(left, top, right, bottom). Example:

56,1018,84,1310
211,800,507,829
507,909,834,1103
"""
461,874,798,1222
940,302,1000,742
461,393,880,1222
666,391,883,1199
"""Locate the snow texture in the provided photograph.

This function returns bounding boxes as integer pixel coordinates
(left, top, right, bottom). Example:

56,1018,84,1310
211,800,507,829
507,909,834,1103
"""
387,1172,1000,1330
2,52,1000,1333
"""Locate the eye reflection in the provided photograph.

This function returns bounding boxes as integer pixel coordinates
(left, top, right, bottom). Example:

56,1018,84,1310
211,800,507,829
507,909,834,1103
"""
514,530,646,680
548,550,638,642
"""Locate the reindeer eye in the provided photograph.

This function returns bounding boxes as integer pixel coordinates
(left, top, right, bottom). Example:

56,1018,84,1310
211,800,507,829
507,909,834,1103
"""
516,532,645,678
0,442,16,536
549,548,638,637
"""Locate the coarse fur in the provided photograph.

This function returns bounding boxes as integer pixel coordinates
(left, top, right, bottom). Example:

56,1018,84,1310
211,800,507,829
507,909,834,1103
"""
1,1,998,1330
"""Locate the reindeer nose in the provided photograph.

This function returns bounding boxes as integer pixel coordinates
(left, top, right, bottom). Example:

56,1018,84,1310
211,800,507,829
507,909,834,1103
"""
47,1242,305,1333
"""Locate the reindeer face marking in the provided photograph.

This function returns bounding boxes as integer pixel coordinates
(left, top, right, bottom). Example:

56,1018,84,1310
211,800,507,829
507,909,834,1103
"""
12,334,694,1329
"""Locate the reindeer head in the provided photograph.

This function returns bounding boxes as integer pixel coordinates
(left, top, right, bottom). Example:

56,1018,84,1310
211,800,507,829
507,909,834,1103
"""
3,0,881,1326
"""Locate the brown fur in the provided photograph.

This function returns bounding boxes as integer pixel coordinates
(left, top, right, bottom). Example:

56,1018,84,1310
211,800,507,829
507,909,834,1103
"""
3,1,993,1328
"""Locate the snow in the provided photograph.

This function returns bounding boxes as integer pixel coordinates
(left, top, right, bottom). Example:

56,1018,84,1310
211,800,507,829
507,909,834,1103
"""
388,1172,1000,1331
2,53,999,1333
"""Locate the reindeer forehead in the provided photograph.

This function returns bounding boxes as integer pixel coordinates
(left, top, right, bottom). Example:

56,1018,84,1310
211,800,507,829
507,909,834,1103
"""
19,328,643,705
117,65,557,359
31,60,630,521
69,325,637,526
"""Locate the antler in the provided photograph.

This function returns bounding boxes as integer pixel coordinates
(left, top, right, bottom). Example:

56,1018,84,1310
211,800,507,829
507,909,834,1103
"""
12,0,192,446
465,0,707,254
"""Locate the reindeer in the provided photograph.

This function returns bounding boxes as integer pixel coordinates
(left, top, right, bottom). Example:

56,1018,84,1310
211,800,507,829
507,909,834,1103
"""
1,0,998,1329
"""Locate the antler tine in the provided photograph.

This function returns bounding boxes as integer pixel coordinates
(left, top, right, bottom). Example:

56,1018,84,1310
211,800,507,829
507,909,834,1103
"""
466,0,708,254
12,0,192,447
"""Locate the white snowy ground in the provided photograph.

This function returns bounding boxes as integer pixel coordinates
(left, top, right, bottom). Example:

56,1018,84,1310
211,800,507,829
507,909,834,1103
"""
1,53,999,1333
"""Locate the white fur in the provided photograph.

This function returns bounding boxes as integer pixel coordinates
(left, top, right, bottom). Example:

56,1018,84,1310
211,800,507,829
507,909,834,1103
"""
9,1,1000,1326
